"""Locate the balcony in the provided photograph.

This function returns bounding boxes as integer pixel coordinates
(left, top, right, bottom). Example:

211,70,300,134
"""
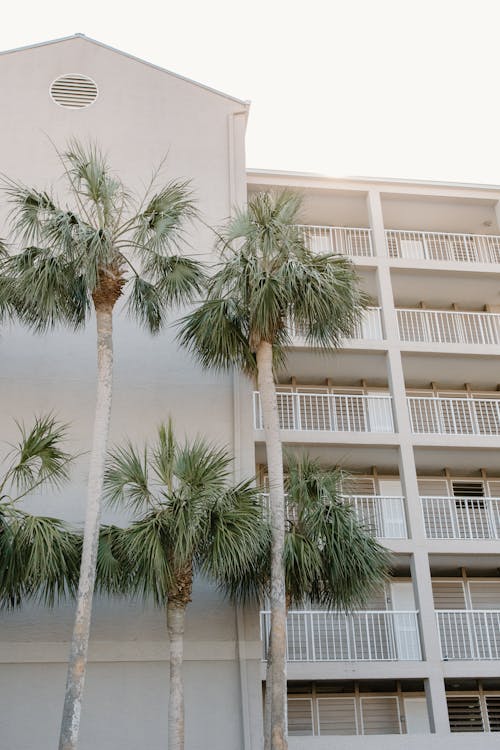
290,306,383,344
421,496,500,539
253,392,394,433
397,308,500,347
346,495,407,539
386,229,500,264
260,493,408,540
407,395,500,436
260,610,422,662
298,225,374,257
437,610,500,660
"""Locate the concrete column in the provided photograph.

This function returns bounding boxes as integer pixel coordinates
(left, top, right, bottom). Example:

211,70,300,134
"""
367,189,450,734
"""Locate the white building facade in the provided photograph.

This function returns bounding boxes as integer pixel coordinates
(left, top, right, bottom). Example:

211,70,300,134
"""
1,34,500,750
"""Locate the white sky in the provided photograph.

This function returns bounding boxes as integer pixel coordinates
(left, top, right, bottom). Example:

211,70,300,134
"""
2,0,500,184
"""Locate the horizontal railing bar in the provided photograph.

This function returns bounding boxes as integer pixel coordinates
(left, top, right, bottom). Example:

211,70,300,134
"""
388,229,500,240
398,308,500,319
297,224,371,231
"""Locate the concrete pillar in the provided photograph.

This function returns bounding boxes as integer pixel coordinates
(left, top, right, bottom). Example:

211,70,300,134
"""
367,189,450,734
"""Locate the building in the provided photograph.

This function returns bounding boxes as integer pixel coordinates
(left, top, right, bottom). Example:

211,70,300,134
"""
1,34,500,749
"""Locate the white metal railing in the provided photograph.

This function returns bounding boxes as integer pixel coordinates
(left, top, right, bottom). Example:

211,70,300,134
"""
259,494,408,539
253,392,394,433
298,225,374,257
407,396,500,436
421,496,500,539
386,229,500,264
437,610,500,659
289,306,383,343
397,308,500,346
346,495,407,539
260,610,421,661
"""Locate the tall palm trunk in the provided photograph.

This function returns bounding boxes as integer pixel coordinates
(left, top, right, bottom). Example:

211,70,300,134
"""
167,564,192,750
256,340,287,750
264,633,272,750
167,601,186,750
59,305,114,750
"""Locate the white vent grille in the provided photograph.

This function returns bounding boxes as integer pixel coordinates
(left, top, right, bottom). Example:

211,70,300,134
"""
50,74,98,108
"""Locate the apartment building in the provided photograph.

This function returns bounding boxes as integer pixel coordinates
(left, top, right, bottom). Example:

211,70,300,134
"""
1,34,500,750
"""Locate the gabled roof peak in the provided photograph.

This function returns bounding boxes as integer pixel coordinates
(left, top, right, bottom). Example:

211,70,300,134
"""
0,33,250,107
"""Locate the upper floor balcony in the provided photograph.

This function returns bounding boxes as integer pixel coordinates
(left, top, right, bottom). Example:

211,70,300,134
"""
422,496,500,540
397,307,500,347
289,306,384,345
434,578,500,661
253,389,395,435
298,224,374,258
437,610,500,660
419,476,500,540
408,393,500,436
260,609,422,663
254,387,500,440
260,492,408,540
386,229,500,265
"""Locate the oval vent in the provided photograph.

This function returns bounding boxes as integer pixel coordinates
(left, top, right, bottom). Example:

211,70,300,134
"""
50,74,98,109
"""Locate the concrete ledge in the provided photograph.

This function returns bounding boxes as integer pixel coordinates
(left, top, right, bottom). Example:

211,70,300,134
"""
0,640,263,663
289,734,499,749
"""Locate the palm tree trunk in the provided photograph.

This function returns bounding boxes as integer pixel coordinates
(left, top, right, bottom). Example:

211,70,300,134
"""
256,340,287,750
59,306,114,750
264,634,272,750
167,601,186,750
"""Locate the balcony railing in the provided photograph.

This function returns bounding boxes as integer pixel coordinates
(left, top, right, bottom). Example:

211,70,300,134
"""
347,495,407,539
437,610,500,659
397,308,500,346
386,229,500,264
298,225,374,257
260,493,408,539
253,392,394,433
407,396,500,436
289,306,383,343
261,610,421,661
421,496,500,539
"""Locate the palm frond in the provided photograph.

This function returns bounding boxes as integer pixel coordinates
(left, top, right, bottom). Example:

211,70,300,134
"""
3,415,73,498
200,482,269,591
133,180,197,255
284,454,391,611
104,441,154,512
117,511,173,605
0,511,80,608
95,525,129,595
126,276,165,334
0,247,89,331
177,297,256,373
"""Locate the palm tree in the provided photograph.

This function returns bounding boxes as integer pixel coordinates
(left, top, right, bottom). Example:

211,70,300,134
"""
177,190,368,750
0,142,205,750
227,454,391,748
101,421,269,750
0,414,79,608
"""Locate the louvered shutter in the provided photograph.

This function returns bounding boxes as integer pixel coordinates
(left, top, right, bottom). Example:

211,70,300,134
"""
432,581,466,609
317,697,357,735
418,478,449,495
485,695,500,732
287,698,313,735
345,476,376,495
487,480,500,497
447,696,484,732
360,696,401,734
469,581,500,609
